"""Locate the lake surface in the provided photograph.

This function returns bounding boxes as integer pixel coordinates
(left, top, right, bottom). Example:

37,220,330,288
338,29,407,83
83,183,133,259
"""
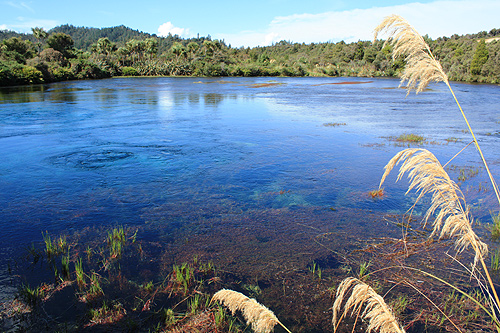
1,76,500,326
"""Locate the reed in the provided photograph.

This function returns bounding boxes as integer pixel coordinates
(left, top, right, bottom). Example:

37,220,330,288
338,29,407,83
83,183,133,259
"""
332,277,405,333
75,257,85,289
212,289,291,333
107,226,126,259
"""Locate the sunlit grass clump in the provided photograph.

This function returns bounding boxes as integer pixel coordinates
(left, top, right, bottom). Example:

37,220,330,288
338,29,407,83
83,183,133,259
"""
396,133,424,143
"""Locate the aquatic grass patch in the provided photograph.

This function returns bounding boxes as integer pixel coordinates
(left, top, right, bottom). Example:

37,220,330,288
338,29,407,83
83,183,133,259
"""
323,122,347,127
18,284,44,307
385,133,425,144
396,133,425,143
4,225,247,332
445,137,461,143
489,212,500,241
172,262,194,294
43,232,67,260
60,253,71,281
446,164,481,183
75,257,85,290
107,226,127,260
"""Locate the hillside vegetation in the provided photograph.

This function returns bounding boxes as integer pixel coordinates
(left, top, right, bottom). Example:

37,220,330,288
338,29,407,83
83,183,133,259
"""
1,24,500,86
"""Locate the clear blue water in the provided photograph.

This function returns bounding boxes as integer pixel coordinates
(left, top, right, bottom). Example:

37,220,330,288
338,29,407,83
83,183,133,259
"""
1,76,500,299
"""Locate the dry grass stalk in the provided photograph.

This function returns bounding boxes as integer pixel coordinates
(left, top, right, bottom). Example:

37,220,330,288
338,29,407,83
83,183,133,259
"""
379,148,488,264
332,277,405,333
373,14,448,94
212,289,291,333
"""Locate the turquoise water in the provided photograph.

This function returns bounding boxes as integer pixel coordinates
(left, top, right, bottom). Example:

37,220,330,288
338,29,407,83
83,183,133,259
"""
1,76,500,302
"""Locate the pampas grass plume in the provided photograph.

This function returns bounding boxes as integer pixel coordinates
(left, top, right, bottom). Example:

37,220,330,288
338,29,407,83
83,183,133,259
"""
379,148,488,265
332,277,405,333
212,289,291,333
373,14,448,94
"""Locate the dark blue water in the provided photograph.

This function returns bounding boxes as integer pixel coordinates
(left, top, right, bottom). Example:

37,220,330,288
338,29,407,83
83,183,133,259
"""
1,77,500,298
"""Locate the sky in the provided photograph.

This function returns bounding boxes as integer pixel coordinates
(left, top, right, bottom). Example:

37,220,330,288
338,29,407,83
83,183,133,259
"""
1,0,499,47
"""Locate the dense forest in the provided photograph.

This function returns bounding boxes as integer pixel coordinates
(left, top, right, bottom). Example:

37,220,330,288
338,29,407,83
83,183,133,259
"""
1,24,500,87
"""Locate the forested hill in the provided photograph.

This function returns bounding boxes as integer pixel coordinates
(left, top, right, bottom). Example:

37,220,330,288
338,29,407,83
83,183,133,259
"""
1,23,500,86
47,25,208,53
49,25,158,50
0,25,209,54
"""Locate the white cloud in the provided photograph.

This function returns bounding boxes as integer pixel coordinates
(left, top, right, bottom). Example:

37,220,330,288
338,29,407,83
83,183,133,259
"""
218,0,500,47
5,17,59,33
0,24,8,30
158,22,191,38
6,1,35,13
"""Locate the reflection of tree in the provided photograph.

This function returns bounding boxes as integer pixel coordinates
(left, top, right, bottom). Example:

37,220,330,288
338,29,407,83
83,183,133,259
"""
0,85,46,103
48,88,78,103
127,90,158,105
160,91,240,108
170,92,224,107
94,88,118,104
188,93,200,105
203,93,224,107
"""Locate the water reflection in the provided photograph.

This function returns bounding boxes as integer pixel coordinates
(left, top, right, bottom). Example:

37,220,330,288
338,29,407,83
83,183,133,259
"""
0,84,47,103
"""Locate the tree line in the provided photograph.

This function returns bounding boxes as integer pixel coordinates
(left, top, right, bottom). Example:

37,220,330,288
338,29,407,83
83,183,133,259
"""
1,24,500,87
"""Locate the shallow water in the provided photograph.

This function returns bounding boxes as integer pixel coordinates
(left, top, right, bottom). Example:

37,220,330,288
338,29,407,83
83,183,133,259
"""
1,77,500,304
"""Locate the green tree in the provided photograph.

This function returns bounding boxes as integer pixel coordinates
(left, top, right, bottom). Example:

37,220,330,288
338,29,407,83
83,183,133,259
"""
187,42,199,58
144,38,158,58
125,39,146,61
470,39,488,75
1,37,35,63
170,42,186,61
93,37,116,56
46,32,74,58
31,27,48,54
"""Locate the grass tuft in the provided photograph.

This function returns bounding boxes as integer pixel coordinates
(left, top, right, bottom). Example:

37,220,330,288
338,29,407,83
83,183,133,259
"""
396,133,425,143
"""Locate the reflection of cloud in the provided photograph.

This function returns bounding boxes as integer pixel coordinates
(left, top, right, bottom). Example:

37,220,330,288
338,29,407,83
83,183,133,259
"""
158,22,191,38
218,0,500,47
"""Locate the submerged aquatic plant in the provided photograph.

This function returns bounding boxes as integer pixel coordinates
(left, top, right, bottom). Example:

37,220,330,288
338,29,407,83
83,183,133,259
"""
212,289,291,333
332,277,405,333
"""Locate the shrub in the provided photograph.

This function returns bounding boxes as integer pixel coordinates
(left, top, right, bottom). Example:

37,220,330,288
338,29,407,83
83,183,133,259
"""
40,48,67,66
121,66,139,76
11,64,44,84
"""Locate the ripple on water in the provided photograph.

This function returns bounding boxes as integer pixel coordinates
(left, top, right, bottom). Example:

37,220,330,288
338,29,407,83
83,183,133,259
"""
48,149,134,169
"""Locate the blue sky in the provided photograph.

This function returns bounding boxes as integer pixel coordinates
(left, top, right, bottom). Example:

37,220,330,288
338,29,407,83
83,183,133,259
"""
1,0,499,47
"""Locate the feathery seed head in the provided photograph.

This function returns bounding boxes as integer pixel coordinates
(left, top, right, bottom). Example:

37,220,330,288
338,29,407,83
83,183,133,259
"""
332,277,405,333
212,289,283,333
374,14,448,94
379,148,488,265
